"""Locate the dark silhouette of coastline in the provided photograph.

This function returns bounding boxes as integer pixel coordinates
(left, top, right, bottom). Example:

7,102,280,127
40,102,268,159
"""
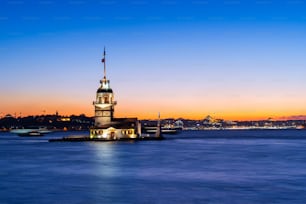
1,114,305,132
0,113,93,131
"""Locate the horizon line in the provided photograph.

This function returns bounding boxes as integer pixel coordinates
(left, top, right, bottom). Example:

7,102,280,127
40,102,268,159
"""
2,113,306,122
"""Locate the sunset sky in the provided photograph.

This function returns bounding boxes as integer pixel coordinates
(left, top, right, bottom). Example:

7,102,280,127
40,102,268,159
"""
1,0,306,120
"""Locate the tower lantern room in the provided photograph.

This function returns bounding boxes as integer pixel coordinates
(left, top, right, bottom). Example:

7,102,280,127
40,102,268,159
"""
93,48,117,127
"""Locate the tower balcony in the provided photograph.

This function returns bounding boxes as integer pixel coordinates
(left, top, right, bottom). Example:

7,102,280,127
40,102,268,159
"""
93,101,117,109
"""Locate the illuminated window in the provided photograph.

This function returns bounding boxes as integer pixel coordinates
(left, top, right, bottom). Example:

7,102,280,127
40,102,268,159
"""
104,96,109,103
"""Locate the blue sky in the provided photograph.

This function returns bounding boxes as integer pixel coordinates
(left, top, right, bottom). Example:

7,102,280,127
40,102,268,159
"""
1,0,306,119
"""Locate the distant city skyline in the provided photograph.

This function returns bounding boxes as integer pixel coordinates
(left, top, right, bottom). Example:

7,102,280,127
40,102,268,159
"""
1,1,306,120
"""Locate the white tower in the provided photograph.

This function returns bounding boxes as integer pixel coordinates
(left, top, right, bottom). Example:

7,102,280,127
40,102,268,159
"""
93,48,116,127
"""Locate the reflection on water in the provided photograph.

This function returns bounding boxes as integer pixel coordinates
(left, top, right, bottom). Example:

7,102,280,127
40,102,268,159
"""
91,142,119,177
1,130,306,203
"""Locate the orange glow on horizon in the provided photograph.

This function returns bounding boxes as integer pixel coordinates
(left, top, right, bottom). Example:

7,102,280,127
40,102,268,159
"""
3,105,305,121
2,93,306,121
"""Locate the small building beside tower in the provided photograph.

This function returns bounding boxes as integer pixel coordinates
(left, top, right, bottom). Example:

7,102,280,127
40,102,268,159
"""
90,48,140,140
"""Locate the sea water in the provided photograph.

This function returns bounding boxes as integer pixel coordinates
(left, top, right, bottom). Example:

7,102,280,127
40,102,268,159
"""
1,130,306,204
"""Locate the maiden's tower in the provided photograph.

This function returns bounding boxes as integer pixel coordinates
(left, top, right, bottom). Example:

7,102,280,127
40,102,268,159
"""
90,48,139,140
49,49,163,142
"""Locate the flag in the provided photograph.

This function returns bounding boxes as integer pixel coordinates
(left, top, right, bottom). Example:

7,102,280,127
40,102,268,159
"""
102,47,106,63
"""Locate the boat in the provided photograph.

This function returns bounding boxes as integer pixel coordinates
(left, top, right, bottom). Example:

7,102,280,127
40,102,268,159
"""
17,131,44,137
10,127,51,137
143,127,178,134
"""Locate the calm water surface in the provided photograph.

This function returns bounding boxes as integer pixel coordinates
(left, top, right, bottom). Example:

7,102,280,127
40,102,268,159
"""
1,130,306,204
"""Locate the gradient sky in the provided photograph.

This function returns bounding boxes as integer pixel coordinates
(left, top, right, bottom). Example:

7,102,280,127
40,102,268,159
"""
1,0,306,120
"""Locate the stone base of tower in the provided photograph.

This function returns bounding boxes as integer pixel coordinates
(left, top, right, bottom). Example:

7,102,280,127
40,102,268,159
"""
48,117,166,142
90,118,139,140
90,127,138,140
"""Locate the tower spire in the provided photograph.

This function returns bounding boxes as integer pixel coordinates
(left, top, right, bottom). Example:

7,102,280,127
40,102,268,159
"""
102,47,106,80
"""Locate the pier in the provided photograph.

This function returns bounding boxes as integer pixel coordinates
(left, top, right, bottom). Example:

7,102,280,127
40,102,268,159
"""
49,135,164,142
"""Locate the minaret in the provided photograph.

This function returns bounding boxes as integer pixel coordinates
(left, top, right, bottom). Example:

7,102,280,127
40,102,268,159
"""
93,48,117,127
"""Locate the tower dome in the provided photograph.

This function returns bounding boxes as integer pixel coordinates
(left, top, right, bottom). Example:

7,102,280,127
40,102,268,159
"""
97,78,113,93
97,87,113,93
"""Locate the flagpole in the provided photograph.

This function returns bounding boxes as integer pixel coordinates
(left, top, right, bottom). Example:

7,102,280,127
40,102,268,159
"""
103,47,106,79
